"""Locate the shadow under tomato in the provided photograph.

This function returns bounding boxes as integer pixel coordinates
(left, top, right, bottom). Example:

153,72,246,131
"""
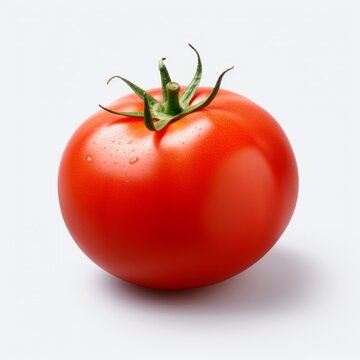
97,245,322,316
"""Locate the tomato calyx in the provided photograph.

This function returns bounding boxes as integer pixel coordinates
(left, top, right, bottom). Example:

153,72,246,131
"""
99,44,234,131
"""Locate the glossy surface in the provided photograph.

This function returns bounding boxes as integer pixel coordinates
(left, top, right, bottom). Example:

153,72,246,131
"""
58,88,298,290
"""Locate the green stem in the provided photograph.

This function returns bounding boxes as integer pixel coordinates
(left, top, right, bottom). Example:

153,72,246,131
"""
164,82,183,116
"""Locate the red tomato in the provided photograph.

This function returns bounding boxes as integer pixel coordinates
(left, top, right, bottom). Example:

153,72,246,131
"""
58,86,298,290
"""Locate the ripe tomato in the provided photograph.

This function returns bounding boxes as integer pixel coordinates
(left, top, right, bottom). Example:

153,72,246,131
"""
58,46,298,290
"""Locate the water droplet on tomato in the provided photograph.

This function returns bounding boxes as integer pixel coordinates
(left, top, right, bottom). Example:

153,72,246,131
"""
127,140,133,144
131,148,135,152
129,156,139,164
86,154,93,162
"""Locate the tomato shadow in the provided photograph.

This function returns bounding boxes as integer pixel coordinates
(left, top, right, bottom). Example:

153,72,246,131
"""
97,246,322,316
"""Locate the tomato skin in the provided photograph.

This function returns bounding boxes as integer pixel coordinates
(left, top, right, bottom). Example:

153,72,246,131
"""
58,87,298,290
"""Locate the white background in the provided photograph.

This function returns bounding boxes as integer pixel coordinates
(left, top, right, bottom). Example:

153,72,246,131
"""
1,0,359,359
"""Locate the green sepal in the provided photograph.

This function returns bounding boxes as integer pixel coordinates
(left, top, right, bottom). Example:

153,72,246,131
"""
158,58,172,101
98,104,144,118
180,44,202,107
143,94,156,131
107,75,159,107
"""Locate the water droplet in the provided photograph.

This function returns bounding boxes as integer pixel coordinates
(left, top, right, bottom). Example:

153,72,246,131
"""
113,161,118,164
86,154,93,162
176,157,180,161
92,141,96,145
129,156,139,164
111,140,115,143
127,140,133,144
131,148,135,152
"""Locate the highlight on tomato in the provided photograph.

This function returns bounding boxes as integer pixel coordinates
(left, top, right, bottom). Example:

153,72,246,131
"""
58,44,298,290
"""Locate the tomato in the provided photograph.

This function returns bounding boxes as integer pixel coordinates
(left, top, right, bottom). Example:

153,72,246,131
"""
58,46,298,290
